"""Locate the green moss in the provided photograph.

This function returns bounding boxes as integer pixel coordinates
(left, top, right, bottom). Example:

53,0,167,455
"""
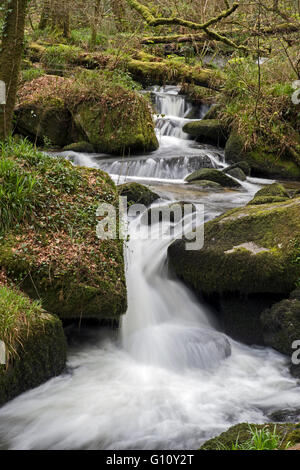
16,74,158,154
248,183,290,206
187,179,222,189
63,141,95,153
169,198,300,297
200,423,295,450
248,196,288,206
261,290,300,356
185,168,241,188
283,426,300,448
74,93,158,155
225,133,300,180
118,182,159,207
0,285,66,406
0,139,127,321
183,119,228,147
127,58,223,88
168,198,300,344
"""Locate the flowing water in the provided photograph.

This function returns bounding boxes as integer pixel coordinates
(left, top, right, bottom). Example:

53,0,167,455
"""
0,86,299,450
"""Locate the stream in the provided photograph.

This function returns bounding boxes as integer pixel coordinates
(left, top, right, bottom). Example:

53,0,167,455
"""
0,86,300,450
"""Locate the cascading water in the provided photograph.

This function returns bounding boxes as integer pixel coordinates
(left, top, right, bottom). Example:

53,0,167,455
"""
0,87,299,450
59,86,224,184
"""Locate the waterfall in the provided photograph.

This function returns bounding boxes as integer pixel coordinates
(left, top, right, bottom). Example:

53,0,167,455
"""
0,86,299,451
59,86,225,183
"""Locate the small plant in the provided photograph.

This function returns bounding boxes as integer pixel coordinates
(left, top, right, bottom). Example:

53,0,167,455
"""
216,425,291,450
21,67,45,83
0,151,37,233
0,285,44,364
42,44,81,70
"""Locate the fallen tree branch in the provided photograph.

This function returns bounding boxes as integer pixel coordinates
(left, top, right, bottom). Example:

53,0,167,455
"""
141,23,300,45
126,0,247,51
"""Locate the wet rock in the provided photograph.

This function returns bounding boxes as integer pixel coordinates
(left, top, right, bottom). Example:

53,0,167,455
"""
168,197,300,345
224,161,251,176
185,168,241,188
225,167,246,181
118,182,160,207
0,285,66,407
63,141,95,153
187,179,222,189
183,119,228,147
247,183,290,206
261,290,300,357
225,132,300,180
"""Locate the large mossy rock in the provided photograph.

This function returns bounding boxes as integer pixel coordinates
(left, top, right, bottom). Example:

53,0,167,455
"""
200,422,296,450
0,142,127,321
168,197,300,344
73,100,158,155
16,75,158,155
248,183,289,206
185,168,241,188
261,290,300,358
118,182,159,207
0,284,66,406
225,133,300,180
16,105,73,148
63,141,95,153
183,119,228,147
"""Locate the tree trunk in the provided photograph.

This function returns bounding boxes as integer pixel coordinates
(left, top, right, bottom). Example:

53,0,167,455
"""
90,0,101,50
39,0,51,30
0,0,28,140
112,0,125,32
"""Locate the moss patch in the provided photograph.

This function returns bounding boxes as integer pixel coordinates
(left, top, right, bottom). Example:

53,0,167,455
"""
0,280,66,406
183,119,228,147
0,139,127,320
118,182,159,207
200,423,295,450
15,74,158,155
185,168,240,188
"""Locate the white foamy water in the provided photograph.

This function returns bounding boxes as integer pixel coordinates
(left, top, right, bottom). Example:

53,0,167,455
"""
0,86,299,450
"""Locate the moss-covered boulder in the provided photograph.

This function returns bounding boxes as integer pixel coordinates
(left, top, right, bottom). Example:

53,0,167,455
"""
0,139,127,321
168,197,300,344
73,97,158,155
248,183,290,206
200,422,296,450
185,168,241,188
118,182,159,207
183,119,228,147
261,289,300,358
0,282,66,406
15,74,158,155
187,179,222,190
225,133,300,180
15,76,82,147
63,141,95,153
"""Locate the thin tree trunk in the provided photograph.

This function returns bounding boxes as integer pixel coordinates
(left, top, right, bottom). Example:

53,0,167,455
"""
90,0,101,50
39,0,51,30
0,0,28,140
